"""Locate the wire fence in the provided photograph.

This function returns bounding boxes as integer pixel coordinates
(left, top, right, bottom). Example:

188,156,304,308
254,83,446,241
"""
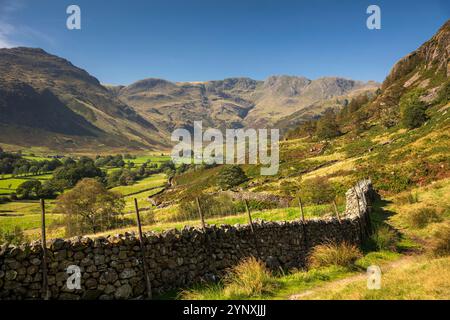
0,189,349,244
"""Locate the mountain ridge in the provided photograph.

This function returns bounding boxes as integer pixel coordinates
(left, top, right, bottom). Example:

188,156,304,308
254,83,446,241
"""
1,47,379,151
116,74,379,132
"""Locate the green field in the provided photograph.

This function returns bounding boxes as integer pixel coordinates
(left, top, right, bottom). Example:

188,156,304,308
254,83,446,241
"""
0,178,30,191
0,169,169,239
0,213,62,233
112,173,168,213
0,174,55,195
126,155,171,166
123,187,166,213
111,173,167,196
0,199,60,233
22,155,54,162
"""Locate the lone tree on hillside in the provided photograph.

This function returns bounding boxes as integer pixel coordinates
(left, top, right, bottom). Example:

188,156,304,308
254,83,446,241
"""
217,165,248,190
55,178,126,236
400,90,428,129
315,109,341,140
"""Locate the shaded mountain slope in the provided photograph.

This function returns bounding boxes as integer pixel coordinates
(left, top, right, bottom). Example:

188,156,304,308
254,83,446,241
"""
0,47,165,151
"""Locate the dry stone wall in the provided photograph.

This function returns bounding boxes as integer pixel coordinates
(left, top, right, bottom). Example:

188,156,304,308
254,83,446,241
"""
0,180,375,300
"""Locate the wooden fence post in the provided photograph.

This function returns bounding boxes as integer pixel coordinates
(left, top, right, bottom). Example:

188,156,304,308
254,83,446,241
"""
40,199,50,300
297,196,308,248
244,199,254,233
134,198,153,300
297,196,305,223
196,197,206,230
332,200,342,223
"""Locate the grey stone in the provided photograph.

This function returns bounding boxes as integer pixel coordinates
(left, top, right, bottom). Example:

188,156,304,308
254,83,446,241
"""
73,251,85,260
94,255,105,265
85,278,98,289
120,269,136,279
104,284,116,294
114,284,132,300
5,270,17,281
99,270,118,284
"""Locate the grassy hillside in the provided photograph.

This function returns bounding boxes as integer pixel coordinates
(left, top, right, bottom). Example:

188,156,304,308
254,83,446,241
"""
176,179,450,300
145,21,449,300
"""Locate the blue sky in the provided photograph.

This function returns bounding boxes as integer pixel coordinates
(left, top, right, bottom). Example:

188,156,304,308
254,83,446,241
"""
0,0,448,85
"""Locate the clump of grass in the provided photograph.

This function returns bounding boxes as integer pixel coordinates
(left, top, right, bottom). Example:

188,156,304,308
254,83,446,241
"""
179,283,224,300
429,222,450,257
308,241,362,269
397,192,419,205
180,257,276,300
371,225,399,251
141,210,156,225
222,257,277,298
406,207,442,229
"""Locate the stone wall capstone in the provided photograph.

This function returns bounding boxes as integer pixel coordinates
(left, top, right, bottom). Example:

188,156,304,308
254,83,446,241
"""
0,180,375,300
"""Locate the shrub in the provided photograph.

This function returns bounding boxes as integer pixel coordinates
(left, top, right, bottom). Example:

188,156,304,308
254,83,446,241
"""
300,177,336,205
178,193,237,220
400,89,428,129
217,165,248,190
406,207,442,229
397,192,419,205
371,225,399,251
160,161,176,176
0,226,28,245
0,196,11,204
233,199,279,212
429,222,450,257
308,241,362,269
141,210,156,225
315,109,341,140
222,257,276,298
